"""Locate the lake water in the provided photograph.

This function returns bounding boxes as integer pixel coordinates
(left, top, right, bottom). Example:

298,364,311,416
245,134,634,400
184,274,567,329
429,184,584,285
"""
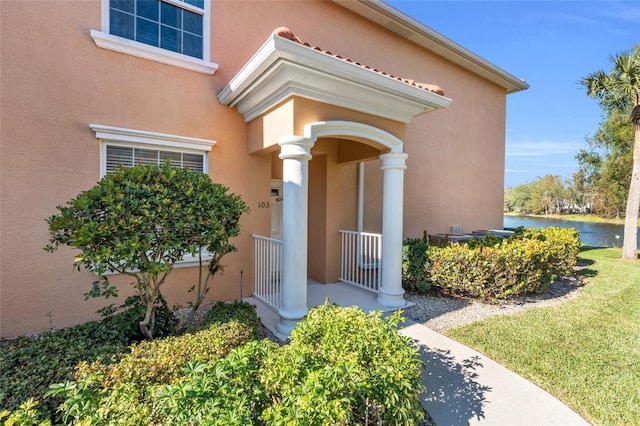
503,215,640,248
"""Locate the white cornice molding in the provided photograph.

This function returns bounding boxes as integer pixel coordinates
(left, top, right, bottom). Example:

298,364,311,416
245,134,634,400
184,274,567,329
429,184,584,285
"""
90,30,218,75
217,35,451,123
334,0,529,94
90,124,217,151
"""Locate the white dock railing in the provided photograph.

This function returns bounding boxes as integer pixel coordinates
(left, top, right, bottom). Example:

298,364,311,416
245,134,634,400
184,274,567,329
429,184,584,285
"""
253,235,283,311
339,230,382,293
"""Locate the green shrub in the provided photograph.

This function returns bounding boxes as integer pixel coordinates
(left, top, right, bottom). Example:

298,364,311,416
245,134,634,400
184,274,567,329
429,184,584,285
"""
0,317,134,423
45,163,249,339
0,301,258,423
76,302,260,389
403,227,581,299
6,303,424,425
49,319,262,424
205,301,261,334
38,302,260,424
151,340,276,425
429,237,553,299
259,303,425,425
0,399,52,426
97,295,179,342
466,233,505,249
514,227,581,276
402,231,431,292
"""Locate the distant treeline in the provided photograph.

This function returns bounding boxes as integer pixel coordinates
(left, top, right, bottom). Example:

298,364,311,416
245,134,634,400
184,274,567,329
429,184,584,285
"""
505,111,635,218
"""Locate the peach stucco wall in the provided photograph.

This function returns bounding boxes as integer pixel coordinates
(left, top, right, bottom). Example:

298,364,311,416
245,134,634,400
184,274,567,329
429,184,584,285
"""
308,139,360,283
1,0,511,337
248,96,403,155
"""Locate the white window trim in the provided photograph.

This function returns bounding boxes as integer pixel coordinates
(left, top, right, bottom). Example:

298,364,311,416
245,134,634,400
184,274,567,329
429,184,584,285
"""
101,251,213,275
91,123,216,177
174,251,214,269
90,123,218,271
92,0,218,75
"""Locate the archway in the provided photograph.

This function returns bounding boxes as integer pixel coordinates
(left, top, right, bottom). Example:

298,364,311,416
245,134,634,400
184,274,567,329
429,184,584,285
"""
276,121,409,335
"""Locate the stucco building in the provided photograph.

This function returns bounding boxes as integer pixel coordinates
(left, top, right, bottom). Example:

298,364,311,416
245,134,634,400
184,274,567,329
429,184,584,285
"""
0,0,528,337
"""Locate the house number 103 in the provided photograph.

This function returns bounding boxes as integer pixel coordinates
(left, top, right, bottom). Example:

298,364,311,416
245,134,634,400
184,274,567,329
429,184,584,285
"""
258,201,270,208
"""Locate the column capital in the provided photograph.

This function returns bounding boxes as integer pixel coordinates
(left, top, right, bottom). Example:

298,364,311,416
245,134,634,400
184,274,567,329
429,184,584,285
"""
380,152,408,170
279,135,314,161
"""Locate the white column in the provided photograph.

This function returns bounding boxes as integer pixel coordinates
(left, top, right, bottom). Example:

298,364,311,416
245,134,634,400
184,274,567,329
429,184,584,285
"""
378,152,408,308
276,135,314,335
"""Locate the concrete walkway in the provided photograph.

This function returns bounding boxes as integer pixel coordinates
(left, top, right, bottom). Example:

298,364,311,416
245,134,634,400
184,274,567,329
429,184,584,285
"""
400,323,589,426
248,282,590,426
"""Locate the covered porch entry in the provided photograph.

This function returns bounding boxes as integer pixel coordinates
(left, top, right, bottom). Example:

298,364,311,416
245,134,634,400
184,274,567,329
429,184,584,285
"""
251,120,410,335
218,29,450,335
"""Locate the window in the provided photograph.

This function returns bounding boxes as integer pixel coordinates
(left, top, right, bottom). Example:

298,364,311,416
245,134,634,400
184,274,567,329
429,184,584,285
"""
91,0,218,74
90,124,217,269
90,124,216,177
110,0,204,59
105,145,204,174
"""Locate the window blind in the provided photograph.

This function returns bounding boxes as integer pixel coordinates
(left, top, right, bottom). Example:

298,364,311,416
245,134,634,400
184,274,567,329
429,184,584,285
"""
106,145,204,173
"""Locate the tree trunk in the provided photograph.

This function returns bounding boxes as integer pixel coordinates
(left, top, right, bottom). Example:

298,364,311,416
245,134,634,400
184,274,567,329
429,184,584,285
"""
139,279,159,339
139,301,156,340
622,123,640,260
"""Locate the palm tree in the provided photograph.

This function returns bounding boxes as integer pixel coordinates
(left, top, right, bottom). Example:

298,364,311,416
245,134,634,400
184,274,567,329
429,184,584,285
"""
580,46,640,260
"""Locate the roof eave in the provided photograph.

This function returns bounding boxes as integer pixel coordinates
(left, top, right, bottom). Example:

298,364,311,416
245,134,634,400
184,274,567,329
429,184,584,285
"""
218,35,452,123
333,0,529,94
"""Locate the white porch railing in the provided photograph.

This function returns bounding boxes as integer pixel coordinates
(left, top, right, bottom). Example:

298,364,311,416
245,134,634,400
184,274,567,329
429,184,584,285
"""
253,234,282,311
339,230,382,293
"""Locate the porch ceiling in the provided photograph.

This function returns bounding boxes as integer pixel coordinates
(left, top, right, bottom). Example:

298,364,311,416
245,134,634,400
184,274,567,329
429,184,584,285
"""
217,30,452,123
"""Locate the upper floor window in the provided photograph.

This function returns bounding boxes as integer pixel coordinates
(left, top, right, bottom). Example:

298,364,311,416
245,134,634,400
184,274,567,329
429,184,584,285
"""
110,0,204,59
90,0,218,74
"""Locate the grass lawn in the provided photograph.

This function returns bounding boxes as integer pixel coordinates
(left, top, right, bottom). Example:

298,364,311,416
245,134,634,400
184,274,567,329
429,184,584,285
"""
446,247,640,426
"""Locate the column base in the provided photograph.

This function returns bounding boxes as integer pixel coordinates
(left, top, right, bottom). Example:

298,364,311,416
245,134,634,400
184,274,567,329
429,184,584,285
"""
276,308,308,336
377,288,407,308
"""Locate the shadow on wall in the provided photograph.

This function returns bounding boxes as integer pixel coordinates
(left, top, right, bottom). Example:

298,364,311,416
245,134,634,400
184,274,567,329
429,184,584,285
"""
418,345,491,425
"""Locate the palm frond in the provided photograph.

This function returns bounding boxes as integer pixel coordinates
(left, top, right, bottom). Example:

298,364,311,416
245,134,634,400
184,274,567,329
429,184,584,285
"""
580,47,640,114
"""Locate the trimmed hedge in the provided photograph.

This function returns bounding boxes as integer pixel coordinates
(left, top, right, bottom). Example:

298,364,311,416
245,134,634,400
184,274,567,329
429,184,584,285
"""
0,311,135,422
402,227,581,299
50,311,260,424
513,227,581,277
3,304,425,425
0,301,258,424
401,231,431,293
260,304,425,425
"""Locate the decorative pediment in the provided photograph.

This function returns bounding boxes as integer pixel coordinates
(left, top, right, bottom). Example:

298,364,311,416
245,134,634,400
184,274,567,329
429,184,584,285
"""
218,32,451,123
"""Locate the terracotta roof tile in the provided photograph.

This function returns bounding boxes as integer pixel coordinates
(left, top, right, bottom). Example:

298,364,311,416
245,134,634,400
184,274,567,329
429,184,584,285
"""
272,27,445,97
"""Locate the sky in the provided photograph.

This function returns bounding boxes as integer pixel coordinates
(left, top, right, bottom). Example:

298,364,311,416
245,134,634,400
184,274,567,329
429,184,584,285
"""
386,0,639,188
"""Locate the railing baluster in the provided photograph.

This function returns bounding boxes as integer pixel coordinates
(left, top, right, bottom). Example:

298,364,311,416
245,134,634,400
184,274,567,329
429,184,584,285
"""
368,233,372,289
363,233,369,289
252,235,283,312
256,238,262,301
276,242,280,308
255,231,383,310
340,232,345,281
338,230,382,293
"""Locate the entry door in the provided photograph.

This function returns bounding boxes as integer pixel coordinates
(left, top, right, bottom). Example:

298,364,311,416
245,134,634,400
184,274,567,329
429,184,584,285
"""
271,179,283,240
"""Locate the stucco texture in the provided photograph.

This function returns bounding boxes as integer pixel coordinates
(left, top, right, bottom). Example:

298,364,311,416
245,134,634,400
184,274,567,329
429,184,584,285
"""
1,0,511,337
